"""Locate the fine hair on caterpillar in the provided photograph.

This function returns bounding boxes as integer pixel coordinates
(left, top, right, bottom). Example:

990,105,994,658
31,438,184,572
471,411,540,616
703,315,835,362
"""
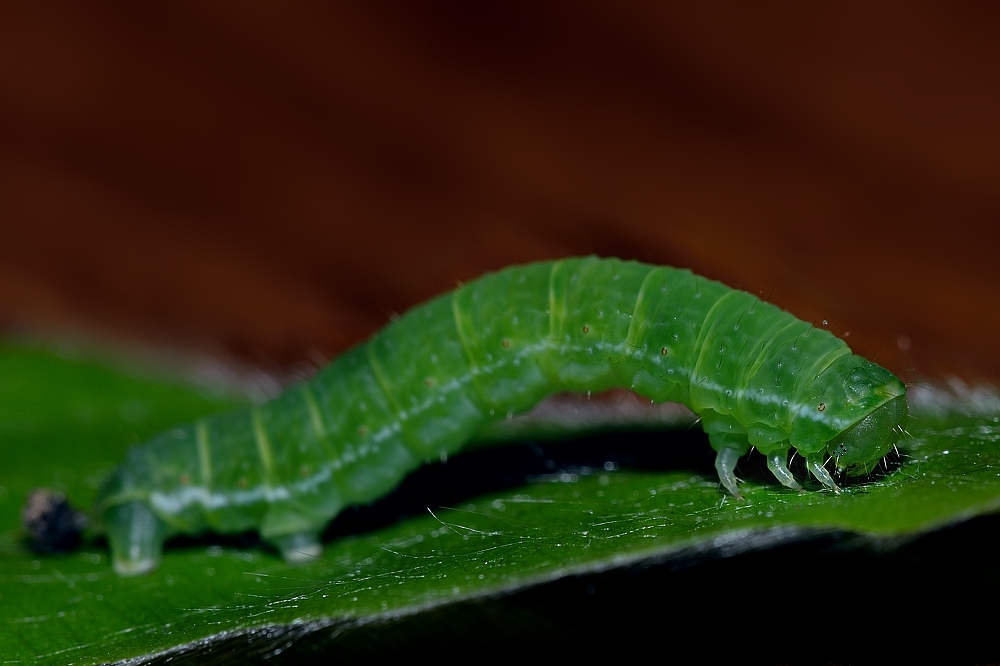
93,257,907,576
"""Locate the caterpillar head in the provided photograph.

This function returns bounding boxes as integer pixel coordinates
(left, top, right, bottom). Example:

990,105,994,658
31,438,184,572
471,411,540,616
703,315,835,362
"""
823,360,908,475
790,356,907,474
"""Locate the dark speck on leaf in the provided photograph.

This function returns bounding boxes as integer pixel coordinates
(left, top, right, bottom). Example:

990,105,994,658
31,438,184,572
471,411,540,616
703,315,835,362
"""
22,488,88,554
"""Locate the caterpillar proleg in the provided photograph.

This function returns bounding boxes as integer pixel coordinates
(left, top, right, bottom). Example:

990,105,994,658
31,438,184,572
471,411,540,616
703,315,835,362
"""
95,257,907,575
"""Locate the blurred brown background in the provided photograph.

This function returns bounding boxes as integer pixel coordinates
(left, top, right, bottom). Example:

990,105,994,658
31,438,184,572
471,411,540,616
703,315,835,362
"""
1,1,998,387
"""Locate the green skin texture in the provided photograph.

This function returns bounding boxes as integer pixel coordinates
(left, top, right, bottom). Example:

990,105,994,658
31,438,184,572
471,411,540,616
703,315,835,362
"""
95,258,907,576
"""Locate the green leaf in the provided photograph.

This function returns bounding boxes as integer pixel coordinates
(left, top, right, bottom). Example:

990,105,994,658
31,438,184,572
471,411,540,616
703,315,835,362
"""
1,343,998,664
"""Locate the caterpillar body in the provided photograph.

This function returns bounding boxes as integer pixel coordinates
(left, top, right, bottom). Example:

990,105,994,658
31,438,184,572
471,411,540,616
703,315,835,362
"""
95,257,907,576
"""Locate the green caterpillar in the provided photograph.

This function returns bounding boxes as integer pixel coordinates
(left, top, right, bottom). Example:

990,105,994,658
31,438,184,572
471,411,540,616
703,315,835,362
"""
95,257,907,576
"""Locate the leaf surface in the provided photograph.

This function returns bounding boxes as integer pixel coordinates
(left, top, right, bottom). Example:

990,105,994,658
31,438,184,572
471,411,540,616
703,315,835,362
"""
0,344,997,664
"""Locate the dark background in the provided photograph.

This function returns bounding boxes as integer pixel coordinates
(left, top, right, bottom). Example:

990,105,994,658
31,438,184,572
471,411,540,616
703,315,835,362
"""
1,1,998,386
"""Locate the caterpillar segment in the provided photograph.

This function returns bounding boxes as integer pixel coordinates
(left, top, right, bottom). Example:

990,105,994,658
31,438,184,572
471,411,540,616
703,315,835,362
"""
95,257,907,575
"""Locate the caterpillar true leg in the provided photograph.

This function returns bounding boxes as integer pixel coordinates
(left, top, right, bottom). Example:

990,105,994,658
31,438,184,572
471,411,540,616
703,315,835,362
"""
701,412,752,498
766,450,802,491
714,446,744,499
805,456,841,493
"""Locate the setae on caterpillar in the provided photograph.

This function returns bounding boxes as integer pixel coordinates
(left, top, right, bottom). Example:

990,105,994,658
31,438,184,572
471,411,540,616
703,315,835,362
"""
95,257,907,576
